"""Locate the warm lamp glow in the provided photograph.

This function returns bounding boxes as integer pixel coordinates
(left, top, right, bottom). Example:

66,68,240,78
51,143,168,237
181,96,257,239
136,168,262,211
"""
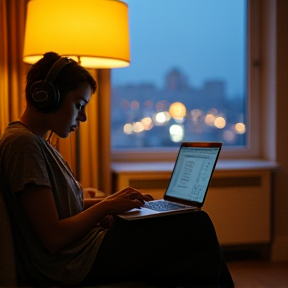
23,0,130,68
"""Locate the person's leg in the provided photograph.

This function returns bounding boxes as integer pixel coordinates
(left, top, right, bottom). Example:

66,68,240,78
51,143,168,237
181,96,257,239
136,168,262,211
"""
81,211,233,287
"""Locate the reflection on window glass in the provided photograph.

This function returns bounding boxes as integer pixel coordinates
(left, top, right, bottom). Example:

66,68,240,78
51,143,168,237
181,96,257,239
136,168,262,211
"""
111,0,247,149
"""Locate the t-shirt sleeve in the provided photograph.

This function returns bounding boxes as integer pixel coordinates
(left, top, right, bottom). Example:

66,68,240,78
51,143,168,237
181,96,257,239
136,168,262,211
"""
2,133,51,194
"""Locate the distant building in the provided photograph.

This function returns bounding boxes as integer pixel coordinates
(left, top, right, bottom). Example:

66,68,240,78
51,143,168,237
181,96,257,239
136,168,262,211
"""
165,68,189,91
111,67,245,148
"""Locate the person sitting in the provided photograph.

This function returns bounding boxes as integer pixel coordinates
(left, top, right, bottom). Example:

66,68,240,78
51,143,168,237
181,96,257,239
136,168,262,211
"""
0,52,234,287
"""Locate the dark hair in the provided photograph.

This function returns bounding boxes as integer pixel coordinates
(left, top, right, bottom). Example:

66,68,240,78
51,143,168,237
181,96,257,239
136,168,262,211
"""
25,52,97,109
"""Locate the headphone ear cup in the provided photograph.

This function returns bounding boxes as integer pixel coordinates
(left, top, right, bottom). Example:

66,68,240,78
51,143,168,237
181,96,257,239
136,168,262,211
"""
30,80,60,112
29,57,72,112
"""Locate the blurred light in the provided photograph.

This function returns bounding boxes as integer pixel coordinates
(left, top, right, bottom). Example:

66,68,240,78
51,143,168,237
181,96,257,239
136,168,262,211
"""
133,122,144,133
155,100,170,112
141,117,153,130
169,124,184,142
120,99,129,110
123,123,133,134
144,100,153,108
130,101,139,111
235,122,246,134
223,130,236,142
156,112,166,124
169,102,186,120
154,111,171,125
163,111,171,121
191,109,202,123
214,116,226,129
156,101,165,111
205,113,216,126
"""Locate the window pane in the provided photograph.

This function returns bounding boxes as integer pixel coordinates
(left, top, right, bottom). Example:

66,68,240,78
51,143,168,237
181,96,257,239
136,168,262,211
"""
111,0,247,150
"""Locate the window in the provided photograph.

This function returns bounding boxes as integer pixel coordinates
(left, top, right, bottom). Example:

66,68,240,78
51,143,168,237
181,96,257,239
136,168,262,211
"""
111,0,261,161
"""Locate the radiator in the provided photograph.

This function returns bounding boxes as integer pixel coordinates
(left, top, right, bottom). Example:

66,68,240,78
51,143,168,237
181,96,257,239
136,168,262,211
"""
113,169,272,246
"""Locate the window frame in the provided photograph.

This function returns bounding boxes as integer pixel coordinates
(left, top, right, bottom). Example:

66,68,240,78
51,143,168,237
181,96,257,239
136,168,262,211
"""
109,0,263,162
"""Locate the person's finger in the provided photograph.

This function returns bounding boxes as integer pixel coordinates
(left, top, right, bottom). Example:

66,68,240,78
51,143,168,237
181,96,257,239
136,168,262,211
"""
115,187,140,197
128,192,146,203
143,194,154,201
131,199,144,208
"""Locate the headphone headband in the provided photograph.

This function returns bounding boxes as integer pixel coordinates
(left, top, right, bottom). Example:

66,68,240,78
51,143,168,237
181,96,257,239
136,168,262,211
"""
44,57,72,85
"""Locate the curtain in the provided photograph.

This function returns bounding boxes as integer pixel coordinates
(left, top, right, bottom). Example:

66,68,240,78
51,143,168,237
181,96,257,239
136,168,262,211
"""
92,69,112,194
0,0,29,135
0,0,112,194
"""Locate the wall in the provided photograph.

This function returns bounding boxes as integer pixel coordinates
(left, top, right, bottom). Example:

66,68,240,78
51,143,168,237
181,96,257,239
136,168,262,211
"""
272,0,288,261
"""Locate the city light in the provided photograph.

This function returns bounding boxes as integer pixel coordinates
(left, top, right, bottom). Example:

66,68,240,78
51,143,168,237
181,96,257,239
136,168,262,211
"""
120,99,129,110
169,124,184,142
214,116,226,129
223,130,235,142
169,102,186,120
123,123,133,134
205,113,216,126
133,121,144,133
156,101,166,111
191,109,203,123
163,111,171,121
155,112,166,124
141,117,153,130
130,100,140,111
144,100,153,108
235,122,246,134
155,111,171,124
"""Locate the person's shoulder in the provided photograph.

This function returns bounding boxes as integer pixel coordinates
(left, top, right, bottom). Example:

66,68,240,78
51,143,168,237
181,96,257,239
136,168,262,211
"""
0,123,43,149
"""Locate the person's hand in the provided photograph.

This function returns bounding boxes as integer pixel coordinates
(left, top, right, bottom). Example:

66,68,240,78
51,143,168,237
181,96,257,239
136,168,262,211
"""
97,187,151,215
143,194,154,201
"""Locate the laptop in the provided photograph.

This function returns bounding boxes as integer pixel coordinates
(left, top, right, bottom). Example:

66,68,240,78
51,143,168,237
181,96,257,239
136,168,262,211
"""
117,142,222,220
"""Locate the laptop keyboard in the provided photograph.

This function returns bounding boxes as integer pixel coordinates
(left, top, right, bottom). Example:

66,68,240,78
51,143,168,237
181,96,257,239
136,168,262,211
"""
144,201,187,212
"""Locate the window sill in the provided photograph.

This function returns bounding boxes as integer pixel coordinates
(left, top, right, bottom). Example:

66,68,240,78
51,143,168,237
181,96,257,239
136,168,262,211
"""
111,159,278,173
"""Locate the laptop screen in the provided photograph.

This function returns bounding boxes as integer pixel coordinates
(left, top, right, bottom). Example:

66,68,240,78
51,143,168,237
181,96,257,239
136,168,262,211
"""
165,143,221,205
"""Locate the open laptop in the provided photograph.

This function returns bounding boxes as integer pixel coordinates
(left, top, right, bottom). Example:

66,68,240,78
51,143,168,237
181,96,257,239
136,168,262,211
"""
117,142,222,220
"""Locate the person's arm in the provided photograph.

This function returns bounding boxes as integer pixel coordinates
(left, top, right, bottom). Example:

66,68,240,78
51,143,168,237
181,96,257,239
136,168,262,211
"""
18,184,149,254
84,198,103,209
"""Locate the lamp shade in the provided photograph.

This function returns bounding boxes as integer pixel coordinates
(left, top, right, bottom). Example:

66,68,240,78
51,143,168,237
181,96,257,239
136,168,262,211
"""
23,0,130,68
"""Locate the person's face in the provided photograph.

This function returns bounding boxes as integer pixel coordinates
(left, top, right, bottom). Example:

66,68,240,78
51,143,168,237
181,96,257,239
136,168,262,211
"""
50,83,92,138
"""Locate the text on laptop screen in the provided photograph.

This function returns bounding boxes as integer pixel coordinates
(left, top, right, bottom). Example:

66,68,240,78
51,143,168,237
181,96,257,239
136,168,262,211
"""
165,146,220,202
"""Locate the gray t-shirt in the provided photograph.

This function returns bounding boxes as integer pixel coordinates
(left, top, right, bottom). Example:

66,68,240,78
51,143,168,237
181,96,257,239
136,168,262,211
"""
0,122,106,285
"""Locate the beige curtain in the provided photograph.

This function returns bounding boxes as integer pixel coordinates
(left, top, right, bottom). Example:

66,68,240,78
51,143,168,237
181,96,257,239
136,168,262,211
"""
0,0,112,194
90,69,111,194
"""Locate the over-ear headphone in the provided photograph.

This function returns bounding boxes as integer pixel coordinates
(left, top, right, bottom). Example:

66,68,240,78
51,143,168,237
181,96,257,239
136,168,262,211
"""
29,57,72,112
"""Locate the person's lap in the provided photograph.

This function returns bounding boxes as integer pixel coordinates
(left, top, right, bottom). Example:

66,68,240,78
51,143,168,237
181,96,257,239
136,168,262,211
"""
80,211,234,288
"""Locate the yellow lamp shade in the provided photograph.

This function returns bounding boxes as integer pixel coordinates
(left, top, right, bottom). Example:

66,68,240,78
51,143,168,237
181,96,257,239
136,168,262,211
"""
23,0,130,68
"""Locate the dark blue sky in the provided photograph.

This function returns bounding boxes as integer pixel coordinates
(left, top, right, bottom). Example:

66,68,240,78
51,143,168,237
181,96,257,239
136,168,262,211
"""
112,0,246,97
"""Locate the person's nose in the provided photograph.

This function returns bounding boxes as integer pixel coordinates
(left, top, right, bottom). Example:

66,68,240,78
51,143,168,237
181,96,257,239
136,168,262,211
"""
77,110,87,122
